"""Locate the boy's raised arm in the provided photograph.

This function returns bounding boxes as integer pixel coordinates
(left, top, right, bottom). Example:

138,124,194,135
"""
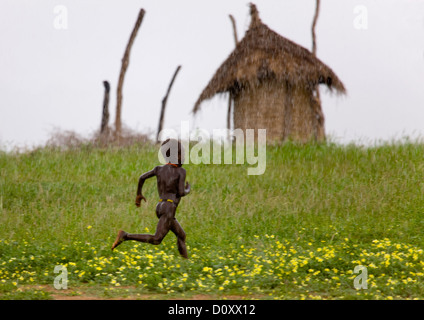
136,167,157,207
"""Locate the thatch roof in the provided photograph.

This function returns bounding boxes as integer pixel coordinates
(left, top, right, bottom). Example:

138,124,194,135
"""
193,3,346,114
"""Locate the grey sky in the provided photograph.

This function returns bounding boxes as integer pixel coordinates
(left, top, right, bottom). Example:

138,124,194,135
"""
1,0,423,150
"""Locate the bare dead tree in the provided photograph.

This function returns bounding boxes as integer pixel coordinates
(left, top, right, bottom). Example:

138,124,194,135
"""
311,0,325,141
156,65,182,142
115,8,146,138
100,80,110,135
227,14,239,134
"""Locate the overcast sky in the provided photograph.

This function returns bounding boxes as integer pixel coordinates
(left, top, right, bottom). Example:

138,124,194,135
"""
1,0,423,150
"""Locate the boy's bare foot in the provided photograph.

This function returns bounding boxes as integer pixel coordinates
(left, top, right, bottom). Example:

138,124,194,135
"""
111,230,127,251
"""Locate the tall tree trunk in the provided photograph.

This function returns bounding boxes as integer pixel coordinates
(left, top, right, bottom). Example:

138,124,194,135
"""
100,80,110,136
115,8,146,139
311,0,320,56
157,65,182,142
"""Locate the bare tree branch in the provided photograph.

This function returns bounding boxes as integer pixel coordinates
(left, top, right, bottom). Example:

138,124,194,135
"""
311,0,325,141
229,14,238,45
115,8,146,138
157,65,182,142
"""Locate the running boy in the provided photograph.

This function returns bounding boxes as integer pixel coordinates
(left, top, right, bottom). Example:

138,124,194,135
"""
111,139,190,258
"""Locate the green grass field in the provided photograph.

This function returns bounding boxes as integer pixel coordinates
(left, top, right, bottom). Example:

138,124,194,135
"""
1,140,424,300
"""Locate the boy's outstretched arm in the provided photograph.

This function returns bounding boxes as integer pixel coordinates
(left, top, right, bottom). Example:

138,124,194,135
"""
135,167,157,207
178,168,190,197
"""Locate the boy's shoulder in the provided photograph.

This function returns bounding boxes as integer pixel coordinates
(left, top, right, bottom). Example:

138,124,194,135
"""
155,165,185,173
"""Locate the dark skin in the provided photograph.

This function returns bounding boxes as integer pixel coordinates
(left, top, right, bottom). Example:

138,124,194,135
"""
111,161,190,258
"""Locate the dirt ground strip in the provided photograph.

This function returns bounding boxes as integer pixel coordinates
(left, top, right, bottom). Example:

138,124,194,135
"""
19,285,265,300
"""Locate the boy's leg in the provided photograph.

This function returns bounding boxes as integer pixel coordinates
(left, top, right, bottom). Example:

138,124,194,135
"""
112,203,176,252
170,219,188,259
128,213,172,244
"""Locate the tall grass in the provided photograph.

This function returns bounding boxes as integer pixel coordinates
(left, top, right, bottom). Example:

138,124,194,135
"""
1,141,424,299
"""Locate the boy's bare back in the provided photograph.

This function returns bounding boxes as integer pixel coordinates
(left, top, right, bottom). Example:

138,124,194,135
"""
139,165,187,204
135,164,189,207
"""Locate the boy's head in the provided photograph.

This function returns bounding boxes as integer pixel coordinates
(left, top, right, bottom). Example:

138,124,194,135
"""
160,138,184,167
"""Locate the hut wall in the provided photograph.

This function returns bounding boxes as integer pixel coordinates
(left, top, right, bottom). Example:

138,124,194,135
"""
233,80,285,142
233,80,320,143
288,85,317,142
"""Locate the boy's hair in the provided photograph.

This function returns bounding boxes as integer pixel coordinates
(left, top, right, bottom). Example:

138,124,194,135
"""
160,138,184,166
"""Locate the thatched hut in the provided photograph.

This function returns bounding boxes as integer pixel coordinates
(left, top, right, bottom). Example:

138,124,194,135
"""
193,3,346,142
